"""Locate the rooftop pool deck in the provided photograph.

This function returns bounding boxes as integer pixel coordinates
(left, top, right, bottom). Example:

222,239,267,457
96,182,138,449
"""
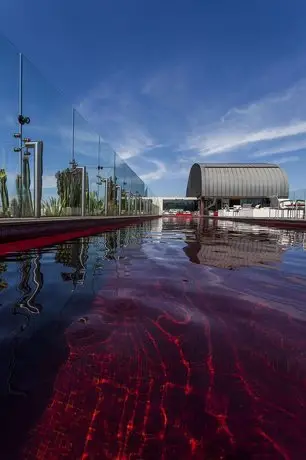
0,217,305,459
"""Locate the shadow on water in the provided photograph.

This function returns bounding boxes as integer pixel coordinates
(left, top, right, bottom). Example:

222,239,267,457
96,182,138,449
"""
0,219,305,458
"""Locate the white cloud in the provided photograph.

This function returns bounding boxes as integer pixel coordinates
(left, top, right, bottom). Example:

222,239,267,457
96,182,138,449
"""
139,159,167,182
115,130,159,160
77,78,160,162
43,174,57,188
183,120,306,156
273,156,300,165
180,78,306,158
252,139,306,157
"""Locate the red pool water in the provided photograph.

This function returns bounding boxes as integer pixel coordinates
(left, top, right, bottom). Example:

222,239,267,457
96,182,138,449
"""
0,218,306,459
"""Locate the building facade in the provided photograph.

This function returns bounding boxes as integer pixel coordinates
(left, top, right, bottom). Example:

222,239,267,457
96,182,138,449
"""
186,163,289,213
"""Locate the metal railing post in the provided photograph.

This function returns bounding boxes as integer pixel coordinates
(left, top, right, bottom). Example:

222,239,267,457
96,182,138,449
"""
24,141,43,218
104,179,108,216
116,185,121,215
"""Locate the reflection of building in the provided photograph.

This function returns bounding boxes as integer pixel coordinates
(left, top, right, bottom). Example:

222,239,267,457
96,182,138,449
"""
186,163,289,213
184,221,285,269
214,219,306,250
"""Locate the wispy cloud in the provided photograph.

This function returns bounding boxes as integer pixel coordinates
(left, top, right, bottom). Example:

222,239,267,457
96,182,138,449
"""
77,77,160,162
180,79,306,159
183,121,306,156
138,159,167,182
115,131,161,160
273,156,300,165
131,157,191,183
252,139,306,157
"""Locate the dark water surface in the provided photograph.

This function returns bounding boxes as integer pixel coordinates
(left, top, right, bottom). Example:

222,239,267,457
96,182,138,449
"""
0,218,306,459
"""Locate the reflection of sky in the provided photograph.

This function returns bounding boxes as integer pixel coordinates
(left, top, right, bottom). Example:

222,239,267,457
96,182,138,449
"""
0,36,147,200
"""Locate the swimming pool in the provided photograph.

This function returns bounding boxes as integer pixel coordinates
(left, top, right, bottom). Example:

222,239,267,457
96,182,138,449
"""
0,218,305,459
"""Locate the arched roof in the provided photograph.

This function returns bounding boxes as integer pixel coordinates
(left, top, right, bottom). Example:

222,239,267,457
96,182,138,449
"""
186,163,289,199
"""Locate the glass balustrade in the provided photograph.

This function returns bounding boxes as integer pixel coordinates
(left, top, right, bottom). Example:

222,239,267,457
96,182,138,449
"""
0,33,158,219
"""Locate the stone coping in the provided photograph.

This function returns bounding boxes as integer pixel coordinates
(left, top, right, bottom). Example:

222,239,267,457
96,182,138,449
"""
0,215,160,243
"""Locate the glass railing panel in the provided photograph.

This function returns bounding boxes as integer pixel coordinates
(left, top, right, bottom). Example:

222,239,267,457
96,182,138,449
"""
99,140,115,215
289,189,306,201
0,36,156,221
0,35,20,218
72,109,99,216
22,55,73,217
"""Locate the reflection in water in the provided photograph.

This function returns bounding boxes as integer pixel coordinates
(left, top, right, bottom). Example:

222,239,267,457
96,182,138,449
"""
56,237,89,287
0,219,306,459
184,220,286,269
15,252,44,316
0,260,8,292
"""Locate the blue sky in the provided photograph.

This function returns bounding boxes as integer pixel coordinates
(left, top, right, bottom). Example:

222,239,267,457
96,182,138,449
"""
1,0,306,197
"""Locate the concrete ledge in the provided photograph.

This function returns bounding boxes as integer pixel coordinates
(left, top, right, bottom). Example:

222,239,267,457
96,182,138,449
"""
0,215,159,243
210,215,306,230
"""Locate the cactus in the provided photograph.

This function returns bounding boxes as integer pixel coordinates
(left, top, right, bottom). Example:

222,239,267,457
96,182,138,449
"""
22,156,34,216
42,197,63,216
16,175,23,217
0,169,9,216
56,168,90,212
86,190,104,215
10,197,19,217
15,157,34,217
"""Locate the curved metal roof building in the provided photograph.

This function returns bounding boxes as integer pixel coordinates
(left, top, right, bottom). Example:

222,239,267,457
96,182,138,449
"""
186,163,289,198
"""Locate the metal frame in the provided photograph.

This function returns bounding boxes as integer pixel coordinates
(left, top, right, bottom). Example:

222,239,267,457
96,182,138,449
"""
116,185,122,215
71,165,86,217
24,141,43,218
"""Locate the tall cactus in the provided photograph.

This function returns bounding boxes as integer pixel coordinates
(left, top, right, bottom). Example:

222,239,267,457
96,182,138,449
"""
22,156,34,217
56,168,89,212
0,169,9,216
15,157,34,217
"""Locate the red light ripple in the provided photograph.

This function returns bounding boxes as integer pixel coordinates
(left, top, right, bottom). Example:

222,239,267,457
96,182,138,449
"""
20,252,306,459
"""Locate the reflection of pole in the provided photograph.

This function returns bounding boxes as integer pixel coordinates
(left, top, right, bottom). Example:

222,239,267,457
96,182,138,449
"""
77,237,86,286
15,251,43,315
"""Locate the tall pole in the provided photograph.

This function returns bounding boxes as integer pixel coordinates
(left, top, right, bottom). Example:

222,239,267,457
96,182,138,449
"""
72,108,75,162
104,180,108,216
113,150,116,183
19,53,23,216
98,136,101,167
97,136,101,198
81,166,86,217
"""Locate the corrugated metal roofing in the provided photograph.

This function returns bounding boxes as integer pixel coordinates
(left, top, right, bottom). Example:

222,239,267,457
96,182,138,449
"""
186,163,289,198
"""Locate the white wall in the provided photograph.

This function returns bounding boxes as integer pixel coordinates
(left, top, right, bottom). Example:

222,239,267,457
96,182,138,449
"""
217,207,305,220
